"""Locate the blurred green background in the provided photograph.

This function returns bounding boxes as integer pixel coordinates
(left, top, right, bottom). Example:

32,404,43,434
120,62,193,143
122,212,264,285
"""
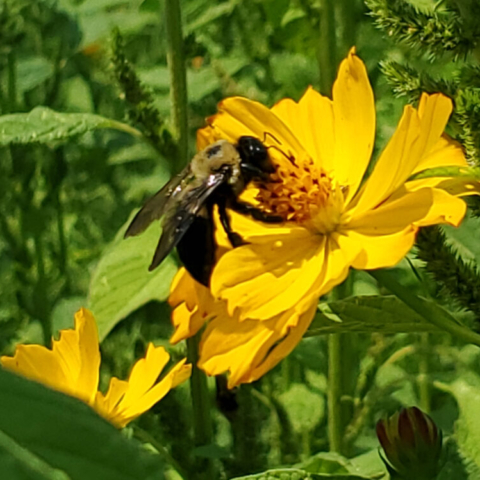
2,0,480,479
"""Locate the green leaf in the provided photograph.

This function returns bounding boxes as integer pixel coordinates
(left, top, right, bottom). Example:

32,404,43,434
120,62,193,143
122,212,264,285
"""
408,165,480,181
231,468,373,479
0,369,165,480
0,107,142,146
184,1,239,34
437,438,480,480
298,452,384,478
51,297,86,334
0,429,70,480
448,375,480,469
444,212,480,265
278,384,325,434
88,220,178,341
306,295,441,336
297,452,350,474
16,57,54,94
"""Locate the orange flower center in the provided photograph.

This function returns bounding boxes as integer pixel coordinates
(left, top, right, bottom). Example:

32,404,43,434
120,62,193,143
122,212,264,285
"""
256,152,346,234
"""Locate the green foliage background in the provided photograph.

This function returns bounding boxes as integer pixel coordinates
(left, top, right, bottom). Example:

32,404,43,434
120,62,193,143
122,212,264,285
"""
2,0,480,479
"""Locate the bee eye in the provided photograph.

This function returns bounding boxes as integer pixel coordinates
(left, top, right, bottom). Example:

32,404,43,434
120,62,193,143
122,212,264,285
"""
207,145,222,158
237,136,268,165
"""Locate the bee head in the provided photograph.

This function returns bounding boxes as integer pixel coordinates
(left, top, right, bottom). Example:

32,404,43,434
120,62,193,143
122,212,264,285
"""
237,136,276,181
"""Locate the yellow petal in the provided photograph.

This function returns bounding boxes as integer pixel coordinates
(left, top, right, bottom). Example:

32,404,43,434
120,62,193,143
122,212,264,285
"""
331,48,375,201
208,97,310,169
94,378,129,418
312,233,362,297
73,308,101,405
412,134,467,174
120,344,170,407
96,345,191,428
352,94,453,215
198,299,317,388
347,228,417,270
1,307,100,405
272,87,336,172
196,125,217,150
244,302,317,385
417,93,454,153
169,267,198,311
114,359,191,428
1,345,72,395
410,188,466,227
169,267,217,344
211,227,324,320
349,187,466,234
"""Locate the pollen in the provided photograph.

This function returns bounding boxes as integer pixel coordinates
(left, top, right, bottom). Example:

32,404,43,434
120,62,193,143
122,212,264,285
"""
256,153,337,228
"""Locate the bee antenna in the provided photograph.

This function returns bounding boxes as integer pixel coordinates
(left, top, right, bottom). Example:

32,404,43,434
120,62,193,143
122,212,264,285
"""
266,144,296,167
262,131,282,145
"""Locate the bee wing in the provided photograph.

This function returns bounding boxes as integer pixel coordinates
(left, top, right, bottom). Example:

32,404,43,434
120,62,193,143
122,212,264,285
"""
148,171,227,271
124,165,192,238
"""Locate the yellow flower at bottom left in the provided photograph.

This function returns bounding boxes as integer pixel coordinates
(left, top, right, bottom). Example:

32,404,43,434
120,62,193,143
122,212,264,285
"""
1,308,191,428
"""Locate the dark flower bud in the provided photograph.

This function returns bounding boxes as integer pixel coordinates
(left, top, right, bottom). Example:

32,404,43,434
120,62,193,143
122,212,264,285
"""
376,407,443,479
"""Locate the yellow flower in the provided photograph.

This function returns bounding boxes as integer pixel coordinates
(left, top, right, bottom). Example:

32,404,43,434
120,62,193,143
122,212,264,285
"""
170,49,478,388
1,308,191,428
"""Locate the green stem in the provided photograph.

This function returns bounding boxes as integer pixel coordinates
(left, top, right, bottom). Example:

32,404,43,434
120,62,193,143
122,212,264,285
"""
418,333,431,413
33,234,51,344
186,335,215,480
54,188,70,294
164,0,189,167
327,277,353,454
133,426,189,480
328,333,343,453
369,269,480,347
7,51,16,112
317,0,337,95
337,0,359,56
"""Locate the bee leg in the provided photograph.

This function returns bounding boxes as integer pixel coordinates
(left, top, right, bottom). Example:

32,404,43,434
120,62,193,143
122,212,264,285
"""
230,199,284,223
217,198,247,248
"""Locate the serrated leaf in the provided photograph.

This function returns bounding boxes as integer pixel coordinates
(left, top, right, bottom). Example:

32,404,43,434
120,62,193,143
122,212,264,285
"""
0,107,142,146
444,212,480,265
0,369,165,480
306,295,441,337
437,438,480,480
231,468,373,479
448,375,480,469
88,220,178,341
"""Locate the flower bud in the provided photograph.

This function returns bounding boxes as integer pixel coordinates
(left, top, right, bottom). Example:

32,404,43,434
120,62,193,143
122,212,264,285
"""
376,407,443,479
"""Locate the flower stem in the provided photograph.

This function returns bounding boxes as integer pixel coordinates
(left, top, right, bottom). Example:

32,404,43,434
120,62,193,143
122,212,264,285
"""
418,333,431,413
369,269,480,347
317,0,337,95
7,51,16,112
133,426,188,480
328,333,343,453
186,334,216,480
33,234,51,345
328,277,353,454
164,0,189,167
336,0,360,56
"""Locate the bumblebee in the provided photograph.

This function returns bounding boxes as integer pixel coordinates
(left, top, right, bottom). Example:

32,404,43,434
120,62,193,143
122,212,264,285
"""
125,136,282,286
